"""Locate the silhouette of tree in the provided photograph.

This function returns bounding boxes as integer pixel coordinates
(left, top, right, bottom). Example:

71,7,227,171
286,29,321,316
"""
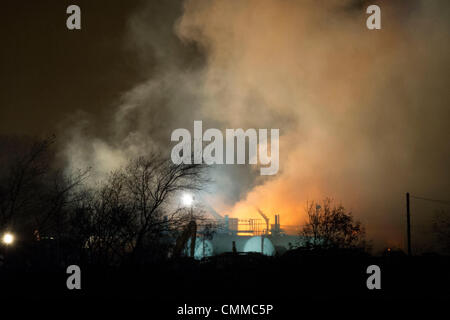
300,198,366,250
70,153,208,266
0,135,88,239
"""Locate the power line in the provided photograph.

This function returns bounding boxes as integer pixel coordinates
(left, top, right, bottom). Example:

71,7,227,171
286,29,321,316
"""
410,195,450,206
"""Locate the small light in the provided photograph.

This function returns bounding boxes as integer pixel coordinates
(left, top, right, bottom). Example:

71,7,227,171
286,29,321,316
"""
2,233,14,245
182,193,194,207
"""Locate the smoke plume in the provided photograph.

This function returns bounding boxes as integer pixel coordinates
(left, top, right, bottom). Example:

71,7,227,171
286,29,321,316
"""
63,0,450,249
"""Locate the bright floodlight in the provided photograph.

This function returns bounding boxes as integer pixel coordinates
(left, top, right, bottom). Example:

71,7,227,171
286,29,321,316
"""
2,233,14,245
181,193,194,207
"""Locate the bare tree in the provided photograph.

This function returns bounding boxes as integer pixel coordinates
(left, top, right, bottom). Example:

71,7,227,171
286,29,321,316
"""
0,136,53,232
70,153,208,266
124,155,205,259
300,198,366,250
0,136,88,239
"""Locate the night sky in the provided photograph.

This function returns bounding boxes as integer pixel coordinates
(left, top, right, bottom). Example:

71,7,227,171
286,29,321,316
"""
1,1,143,136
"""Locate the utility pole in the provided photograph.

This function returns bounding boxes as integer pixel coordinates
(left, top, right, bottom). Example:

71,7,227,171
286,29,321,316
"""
406,192,412,256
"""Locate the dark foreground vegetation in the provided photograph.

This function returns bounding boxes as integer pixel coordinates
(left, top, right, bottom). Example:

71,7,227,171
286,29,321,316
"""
1,249,449,317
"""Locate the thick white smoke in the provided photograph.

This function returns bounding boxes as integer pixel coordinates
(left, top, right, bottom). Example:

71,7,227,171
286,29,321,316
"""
63,0,450,249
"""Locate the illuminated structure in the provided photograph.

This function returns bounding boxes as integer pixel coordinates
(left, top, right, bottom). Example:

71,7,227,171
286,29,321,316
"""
243,236,275,256
186,205,300,257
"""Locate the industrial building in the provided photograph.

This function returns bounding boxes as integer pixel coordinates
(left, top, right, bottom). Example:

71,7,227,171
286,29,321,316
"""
182,205,301,260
